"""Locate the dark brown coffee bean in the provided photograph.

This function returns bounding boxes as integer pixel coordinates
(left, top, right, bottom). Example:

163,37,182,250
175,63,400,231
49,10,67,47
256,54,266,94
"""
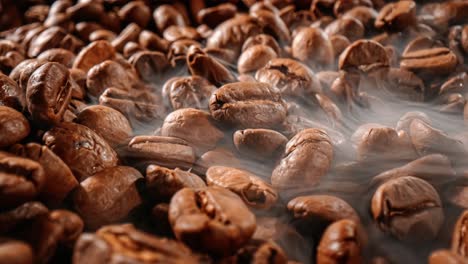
325,17,364,42
338,40,389,72
370,154,455,189
0,239,34,264
26,62,72,125
111,23,141,53
0,72,24,110
209,81,287,129
9,59,46,96
10,143,78,205
146,165,205,202
224,239,288,264
316,219,365,264
409,119,466,160
0,152,45,208
0,201,48,235
127,136,196,171
242,34,282,57
162,76,216,110
28,26,67,58
195,148,243,175
72,41,116,73
0,106,29,148
75,22,103,43
73,166,142,229
206,166,278,209
76,105,132,147
383,68,425,101
233,128,287,160
207,15,262,57
168,39,202,67
118,1,151,28
396,111,431,133
88,29,116,42
99,88,166,127
255,58,323,99
238,45,278,74
66,2,104,22
37,48,75,68
272,129,333,188
43,122,119,182
186,45,235,87
138,30,169,53
86,60,132,98
128,51,168,83
160,108,224,154
153,5,187,33
343,6,378,31
49,209,84,245
375,1,416,32
371,176,443,240
251,9,291,44
439,72,468,95
163,25,201,42
400,47,458,77
292,27,334,71
122,42,142,59
73,224,200,264
428,250,467,264
197,3,237,28
169,186,256,256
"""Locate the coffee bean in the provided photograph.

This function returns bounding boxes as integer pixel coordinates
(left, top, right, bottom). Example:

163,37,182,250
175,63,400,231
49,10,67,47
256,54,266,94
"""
73,166,143,229
162,76,216,110
128,51,168,83
383,68,425,101
325,17,365,42
371,176,443,240
197,3,237,29
195,148,243,175
339,40,389,72
26,62,72,125
0,239,34,264
209,81,287,129
169,186,256,256
138,30,169,53
233,128,287,160
428,249,467,264
343,6,378,31
206,166,278,209
73,41,116,73
111,23,142,53
375,1,416,32
0,106,29,148
317,219,365,264
0,72,24,110
451,210,468,257
400,47,458,77
43,122,119,182
256,58,323,99
272,129,333,188
251,9,291,44
153,5,187,33
225,239,288,264
238,44,278,74
88,29,116,42
118,1,151,28
242,34,282,57
292,27,334,71
163,25,201,42
86,60,132,98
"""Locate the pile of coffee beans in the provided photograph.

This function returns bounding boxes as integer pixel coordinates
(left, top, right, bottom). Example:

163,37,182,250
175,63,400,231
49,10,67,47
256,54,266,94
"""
1,0,468,263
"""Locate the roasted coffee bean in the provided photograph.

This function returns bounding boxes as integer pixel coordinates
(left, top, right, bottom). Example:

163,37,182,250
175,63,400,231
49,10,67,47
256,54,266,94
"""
146,165,205,202
162,76,216,110
316,219,365,264
28,26,67,58
26,62,72,125
251,9,291,44
272,129,333,188
9,59,47,94
138,30,169,53
224,239,288,264
0,106,30,148
375,1,416,32
73,224,200,264
370,154,455,189
206,166,278,209
11,143,78,205
0,201,48,234
169,187,256,256
118,1,151,28
292,27,334,71
428,250,467,264
0,152,45,208
0,239,34,264
339,40,389,72
73,166,143,229
396,111,431,133
209,82,287,129
127,136,196,171
242,34,282,57
111,23,142,53
382,68,425,101
43,122,119,182
0,72,24,110
66,1,104,22
99,87,166,126
76,105,132,147
89,30,116,42
255,58,322,99
168,39,202,67
163,25,201,42
238,45,278,74
186,45,235,87
371,176,443,240
150,203,173,237
409,119,466,160
86,60,132,98
153,5,186,33
233,128,287,160
400,47,458,77
206,15,262,57
451,210,468,257
195,148,243,175
343,6,378,31
325,17,365,42
128,51,168,83
72,41,115,73
160,108,224,155
37,48,75,68
288,195,359,227
197,3,237,29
